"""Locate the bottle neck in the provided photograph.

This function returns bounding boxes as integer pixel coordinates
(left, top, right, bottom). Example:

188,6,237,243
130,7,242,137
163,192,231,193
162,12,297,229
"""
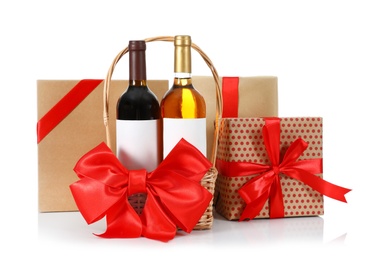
174,45,191,74
129,49,147,83
173,73,192,87
174,72,191,79
129,79,147,87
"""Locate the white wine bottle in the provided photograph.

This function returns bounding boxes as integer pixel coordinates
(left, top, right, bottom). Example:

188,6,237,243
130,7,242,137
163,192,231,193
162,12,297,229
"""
116,40,162,172
160,35,207,158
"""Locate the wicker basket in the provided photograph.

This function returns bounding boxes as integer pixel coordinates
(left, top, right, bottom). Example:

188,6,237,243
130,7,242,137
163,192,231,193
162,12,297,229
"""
102,36,222,230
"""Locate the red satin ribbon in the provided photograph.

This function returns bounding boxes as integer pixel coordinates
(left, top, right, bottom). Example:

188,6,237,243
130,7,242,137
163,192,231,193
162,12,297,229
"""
222,77,239,117
216,117,351,221
37,79,103,143
70,138,212,242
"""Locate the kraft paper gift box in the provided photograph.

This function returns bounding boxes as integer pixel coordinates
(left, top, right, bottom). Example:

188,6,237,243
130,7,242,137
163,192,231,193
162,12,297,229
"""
215,117,350,221
193,76,279,161
37,79,168,212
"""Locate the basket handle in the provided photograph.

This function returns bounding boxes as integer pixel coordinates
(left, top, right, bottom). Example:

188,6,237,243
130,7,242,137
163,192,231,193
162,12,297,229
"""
103,36,223,166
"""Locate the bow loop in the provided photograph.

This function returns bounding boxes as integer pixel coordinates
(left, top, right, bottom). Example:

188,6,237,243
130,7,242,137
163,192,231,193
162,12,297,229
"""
280,138,308,168
73,142,129,188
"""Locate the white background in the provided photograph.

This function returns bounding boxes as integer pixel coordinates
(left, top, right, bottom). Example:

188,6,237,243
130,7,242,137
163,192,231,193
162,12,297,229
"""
1,0,369,259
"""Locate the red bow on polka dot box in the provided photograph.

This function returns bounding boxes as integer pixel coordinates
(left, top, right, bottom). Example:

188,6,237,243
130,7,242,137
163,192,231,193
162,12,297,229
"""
215,117,351,221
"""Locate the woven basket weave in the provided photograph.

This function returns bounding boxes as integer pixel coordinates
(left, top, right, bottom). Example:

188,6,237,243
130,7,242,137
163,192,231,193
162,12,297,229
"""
102,36,222,230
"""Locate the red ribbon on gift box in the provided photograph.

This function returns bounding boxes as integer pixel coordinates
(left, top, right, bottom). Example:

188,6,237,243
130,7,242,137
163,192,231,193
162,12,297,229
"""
37,79,103,143
216,117,351,221
222,77,239,117
70,138,213,242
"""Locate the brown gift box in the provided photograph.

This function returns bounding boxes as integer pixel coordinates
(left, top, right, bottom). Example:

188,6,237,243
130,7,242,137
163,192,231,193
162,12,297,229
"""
37,79,168,212
193,76,279,161
215,117,324,220
38,76,278,212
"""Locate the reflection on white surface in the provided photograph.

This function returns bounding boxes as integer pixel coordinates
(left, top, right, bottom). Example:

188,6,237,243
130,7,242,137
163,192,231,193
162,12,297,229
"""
38,210,343,247
37,209,360,259
210,213,325,246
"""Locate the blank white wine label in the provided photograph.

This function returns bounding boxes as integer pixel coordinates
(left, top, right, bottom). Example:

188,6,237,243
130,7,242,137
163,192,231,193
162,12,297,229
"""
116,120,161,172
163,118,207,158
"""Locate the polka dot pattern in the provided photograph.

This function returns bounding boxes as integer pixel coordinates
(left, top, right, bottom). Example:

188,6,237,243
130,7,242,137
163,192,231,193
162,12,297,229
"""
215,117,324,220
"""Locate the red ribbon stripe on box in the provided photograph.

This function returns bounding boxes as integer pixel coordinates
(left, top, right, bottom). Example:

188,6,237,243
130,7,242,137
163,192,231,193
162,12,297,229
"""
216,117,351,221
222,77,239,117
37,79,103,143
70,138,213,242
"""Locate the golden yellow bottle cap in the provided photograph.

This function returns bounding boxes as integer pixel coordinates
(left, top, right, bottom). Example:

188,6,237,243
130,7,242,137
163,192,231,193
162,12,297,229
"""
174,35,191,46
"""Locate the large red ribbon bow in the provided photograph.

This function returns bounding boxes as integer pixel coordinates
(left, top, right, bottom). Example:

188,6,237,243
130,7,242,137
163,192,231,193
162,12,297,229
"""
70,138,212,242
232,118,351,221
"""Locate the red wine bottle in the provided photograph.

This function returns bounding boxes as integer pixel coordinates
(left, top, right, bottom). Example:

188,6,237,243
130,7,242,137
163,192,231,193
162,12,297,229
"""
116,40,162,172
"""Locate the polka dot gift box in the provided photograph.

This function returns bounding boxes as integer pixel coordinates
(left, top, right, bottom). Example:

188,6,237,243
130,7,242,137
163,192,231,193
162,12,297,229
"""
215,117,351,221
